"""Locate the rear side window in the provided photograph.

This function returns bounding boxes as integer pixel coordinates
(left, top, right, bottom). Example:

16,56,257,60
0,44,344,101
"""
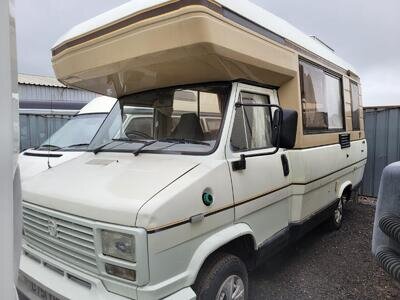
230,92,273,152
350,82,361,131
300,60,344,133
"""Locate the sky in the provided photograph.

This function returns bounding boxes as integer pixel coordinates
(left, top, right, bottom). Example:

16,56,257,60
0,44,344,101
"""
16,0,400,107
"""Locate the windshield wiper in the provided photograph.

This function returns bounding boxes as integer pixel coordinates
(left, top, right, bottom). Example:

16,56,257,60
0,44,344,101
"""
159,138,210,146
94,137,209,155
61,143,90,150
93,140,117,155
133,140,158,156
93,138,149,155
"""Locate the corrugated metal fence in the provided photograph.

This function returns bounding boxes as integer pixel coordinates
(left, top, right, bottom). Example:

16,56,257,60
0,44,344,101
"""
360,107,400,197
19,83,97,102
19,112,74,151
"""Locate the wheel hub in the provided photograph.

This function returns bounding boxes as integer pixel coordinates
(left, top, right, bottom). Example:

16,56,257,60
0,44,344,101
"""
335,200,343,224
216,275,245,300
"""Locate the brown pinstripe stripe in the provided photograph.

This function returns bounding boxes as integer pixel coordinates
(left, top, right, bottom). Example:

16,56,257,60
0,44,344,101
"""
147,157,367,234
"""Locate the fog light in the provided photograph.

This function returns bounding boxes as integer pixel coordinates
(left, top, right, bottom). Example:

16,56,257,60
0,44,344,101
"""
105,264,136,281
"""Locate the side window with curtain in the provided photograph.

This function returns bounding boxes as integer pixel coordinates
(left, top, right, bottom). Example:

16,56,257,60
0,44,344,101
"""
300,60,344,133
230,92,273,152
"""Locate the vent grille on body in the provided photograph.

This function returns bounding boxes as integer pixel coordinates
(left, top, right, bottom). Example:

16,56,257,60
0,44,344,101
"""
339,133,351,149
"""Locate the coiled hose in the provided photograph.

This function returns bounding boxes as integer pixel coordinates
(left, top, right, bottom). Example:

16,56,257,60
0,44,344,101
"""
379,215,400,244
376,249,400,281
376,215,400,281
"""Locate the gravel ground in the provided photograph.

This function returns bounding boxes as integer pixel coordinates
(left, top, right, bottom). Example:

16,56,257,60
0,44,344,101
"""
249,201,400,300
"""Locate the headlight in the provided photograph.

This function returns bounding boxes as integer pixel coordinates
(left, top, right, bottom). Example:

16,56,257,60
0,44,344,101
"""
101,230,135,262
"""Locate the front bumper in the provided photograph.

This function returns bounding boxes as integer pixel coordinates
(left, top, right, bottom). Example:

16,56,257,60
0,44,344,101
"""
18,249,196,300
18,250,130,300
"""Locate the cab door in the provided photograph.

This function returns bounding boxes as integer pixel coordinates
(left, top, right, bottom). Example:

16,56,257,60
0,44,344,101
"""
225,83,291,246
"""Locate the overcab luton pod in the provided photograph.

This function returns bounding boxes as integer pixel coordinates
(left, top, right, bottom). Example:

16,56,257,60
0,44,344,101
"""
51,0,364,149
19,1,367,300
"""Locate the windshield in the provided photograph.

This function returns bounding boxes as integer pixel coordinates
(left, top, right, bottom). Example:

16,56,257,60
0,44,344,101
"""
38,113,107,151
89,83,231,155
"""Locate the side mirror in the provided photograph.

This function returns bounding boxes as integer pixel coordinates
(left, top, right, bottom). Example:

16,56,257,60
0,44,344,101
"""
231,103,297,172
272,109,298,149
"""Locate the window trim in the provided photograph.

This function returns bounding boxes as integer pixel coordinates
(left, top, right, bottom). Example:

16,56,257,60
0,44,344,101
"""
229,91,275,153
299,57,346,135
350,80,361,131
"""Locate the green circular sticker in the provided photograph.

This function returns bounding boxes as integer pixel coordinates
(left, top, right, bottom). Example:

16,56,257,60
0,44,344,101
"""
202,192,214,206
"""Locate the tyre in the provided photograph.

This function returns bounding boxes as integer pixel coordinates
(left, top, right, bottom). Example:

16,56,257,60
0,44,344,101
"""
327,198,344,230
193,252,248,300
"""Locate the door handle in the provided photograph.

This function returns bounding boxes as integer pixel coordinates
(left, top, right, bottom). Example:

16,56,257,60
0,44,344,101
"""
281,154,290,177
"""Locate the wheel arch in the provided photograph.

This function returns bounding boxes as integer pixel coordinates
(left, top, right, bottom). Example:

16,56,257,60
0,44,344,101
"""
186,223,256,285
337,180,353,200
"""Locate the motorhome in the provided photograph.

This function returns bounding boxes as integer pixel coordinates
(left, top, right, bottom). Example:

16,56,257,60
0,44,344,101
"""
18,1,367,299
19,96,116,180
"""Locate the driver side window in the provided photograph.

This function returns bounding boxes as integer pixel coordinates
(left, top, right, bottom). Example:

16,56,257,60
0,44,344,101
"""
230,92,273,152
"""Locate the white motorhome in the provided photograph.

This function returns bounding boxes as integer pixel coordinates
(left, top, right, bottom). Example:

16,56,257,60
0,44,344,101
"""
19,96,116,180
18,1,367,300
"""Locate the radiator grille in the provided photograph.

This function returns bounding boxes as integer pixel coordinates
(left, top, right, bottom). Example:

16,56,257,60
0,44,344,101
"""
22,205,98,273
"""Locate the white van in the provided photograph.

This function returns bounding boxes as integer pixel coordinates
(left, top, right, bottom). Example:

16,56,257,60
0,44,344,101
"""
18,1,367,300
19,96,116,180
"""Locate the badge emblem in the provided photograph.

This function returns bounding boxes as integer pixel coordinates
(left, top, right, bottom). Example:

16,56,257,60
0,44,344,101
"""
48,218,58,238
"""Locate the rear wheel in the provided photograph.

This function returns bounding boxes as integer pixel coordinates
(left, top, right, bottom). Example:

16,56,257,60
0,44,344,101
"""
193,253,248,300
327,198,344,230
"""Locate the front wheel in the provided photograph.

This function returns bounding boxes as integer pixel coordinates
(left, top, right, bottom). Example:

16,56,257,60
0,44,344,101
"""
193,253,248,300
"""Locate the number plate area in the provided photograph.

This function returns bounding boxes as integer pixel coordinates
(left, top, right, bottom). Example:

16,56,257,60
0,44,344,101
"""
18,272,67,300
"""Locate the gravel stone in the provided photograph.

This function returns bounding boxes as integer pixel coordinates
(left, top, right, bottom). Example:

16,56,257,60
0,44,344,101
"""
249,201,400,299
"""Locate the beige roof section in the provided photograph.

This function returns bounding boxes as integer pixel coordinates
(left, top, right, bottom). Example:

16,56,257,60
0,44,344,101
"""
53,0,356,74
18,73,67,88
52,4,298,97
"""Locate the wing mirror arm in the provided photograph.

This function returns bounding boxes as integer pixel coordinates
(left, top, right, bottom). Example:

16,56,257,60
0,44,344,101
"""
231,103,298,171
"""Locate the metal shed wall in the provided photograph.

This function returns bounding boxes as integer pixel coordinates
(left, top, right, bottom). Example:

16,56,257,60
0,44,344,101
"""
360,107,400,197
19,84,97,102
